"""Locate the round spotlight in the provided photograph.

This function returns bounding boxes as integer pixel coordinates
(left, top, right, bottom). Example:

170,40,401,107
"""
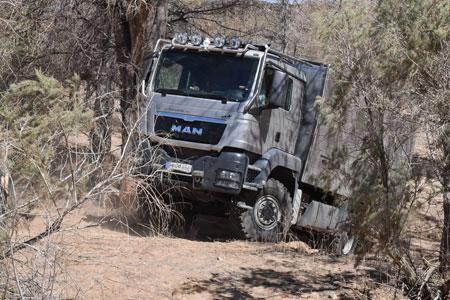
190,33,203,46
229,36,242,49
174,32,188,45
213,34,226,48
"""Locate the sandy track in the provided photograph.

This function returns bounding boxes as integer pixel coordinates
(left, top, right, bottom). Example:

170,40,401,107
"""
12,202,398,300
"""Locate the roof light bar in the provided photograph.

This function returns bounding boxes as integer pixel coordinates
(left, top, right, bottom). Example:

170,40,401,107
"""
213,34,226,48
190,32,203,46
172,32,247,50
229,36,242,49
174,32,188,45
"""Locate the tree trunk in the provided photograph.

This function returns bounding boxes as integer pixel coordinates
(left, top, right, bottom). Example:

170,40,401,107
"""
89,14,114,188
0,146,9,214
280,0,288,53
148,0,168,51
90,80,113,157
439,128,450,274
109,0,167,153
440,189,450,273
89,79,113,189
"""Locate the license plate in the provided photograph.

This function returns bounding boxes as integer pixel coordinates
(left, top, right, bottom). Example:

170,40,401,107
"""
165,162,192,174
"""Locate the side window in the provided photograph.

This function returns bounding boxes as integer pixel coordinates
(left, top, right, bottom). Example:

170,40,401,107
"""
257,69,274,107
268,72,292,111
257,68,293,111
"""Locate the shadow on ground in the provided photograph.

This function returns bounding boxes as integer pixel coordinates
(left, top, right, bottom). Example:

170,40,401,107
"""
173,267,360,299
84,212,243,241
82,211,341,255
83,214,154,237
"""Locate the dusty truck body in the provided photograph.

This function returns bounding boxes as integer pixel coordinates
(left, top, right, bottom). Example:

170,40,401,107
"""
135,34,360,245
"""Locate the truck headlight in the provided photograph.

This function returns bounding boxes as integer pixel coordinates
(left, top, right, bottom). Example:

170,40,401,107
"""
215,180,240,190
217,169,241,182
215,169,242,189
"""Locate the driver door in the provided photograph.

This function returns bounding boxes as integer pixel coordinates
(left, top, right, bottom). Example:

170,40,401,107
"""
257,67,297,154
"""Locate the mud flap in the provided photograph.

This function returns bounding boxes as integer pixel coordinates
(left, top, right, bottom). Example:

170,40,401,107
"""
291,189,302,225
295,200,348,232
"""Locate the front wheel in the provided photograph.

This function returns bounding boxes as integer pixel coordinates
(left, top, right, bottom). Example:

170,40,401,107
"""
240,179,293,242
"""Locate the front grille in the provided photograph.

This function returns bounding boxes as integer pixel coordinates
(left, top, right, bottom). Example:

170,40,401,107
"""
160,145,216,161
154,115,226,145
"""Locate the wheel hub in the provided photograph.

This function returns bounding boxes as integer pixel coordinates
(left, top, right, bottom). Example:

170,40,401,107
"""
253,195,281,230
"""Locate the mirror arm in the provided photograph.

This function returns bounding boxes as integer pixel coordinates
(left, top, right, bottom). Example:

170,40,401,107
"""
244,44,270,113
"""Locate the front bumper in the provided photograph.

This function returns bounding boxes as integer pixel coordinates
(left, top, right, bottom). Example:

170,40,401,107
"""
141,146,260,195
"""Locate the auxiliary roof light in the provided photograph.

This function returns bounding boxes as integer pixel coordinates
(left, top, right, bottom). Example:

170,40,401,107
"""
229,36,242,49
190,33,203,46
213,34,226,48
174,32,188,45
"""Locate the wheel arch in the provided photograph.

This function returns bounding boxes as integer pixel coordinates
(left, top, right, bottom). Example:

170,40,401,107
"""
269,166,297,197
252,148,301,196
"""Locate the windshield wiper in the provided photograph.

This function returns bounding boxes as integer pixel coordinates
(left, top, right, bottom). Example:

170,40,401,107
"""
188,92,239,103
155,88,188,97
155,88,239,103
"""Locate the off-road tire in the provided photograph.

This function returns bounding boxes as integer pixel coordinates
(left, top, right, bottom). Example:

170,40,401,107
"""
240,179,293,242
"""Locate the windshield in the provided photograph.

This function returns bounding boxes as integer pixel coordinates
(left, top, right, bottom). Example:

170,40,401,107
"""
153,50,259,102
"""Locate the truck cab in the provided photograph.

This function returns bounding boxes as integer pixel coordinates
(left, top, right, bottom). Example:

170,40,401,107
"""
137,33,346,244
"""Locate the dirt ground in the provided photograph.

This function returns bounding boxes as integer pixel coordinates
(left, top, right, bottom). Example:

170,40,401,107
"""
10,134,442,299
13,200,413,300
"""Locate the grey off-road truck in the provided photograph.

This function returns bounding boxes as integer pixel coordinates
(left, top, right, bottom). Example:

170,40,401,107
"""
134,33,410,250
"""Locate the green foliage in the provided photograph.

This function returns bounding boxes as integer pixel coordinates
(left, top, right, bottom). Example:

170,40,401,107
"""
319,0,449,103
0,70,93,196
316,0,449,259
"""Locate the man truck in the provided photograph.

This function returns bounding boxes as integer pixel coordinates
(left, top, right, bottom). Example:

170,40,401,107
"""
134,33,383,251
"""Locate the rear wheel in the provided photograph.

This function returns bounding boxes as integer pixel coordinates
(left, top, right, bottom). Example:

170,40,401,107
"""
240,179,293,242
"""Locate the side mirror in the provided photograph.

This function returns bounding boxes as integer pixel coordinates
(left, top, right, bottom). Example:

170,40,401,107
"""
267,70,289,109
140,52,159,97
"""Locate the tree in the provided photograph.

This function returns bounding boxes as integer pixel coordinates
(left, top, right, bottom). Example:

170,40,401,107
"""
317,0,449,296
108,0,168,149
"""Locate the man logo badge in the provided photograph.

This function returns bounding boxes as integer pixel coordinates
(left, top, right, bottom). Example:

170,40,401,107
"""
171,124,203,136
